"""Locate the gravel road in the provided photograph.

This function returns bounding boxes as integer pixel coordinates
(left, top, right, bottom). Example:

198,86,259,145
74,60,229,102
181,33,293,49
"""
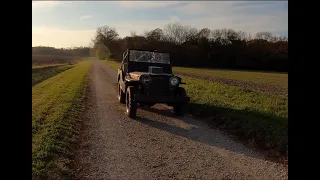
73,60,288,180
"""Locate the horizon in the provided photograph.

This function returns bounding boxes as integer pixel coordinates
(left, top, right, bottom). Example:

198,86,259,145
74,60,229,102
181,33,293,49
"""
32,1,288,48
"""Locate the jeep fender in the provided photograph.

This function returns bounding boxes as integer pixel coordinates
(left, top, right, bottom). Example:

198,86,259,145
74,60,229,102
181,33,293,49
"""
125,80,140,92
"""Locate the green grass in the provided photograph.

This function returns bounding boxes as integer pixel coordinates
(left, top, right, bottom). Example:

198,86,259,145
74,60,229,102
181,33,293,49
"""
173,66,288,89
32,61,92,180
104,59,288,155
32,64,74,86
184,76,287,118
182,76,288,152
104,59,120,70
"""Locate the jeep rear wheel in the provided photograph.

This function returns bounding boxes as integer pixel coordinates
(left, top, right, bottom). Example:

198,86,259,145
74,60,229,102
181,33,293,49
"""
118,83,125,104
126,86,137,118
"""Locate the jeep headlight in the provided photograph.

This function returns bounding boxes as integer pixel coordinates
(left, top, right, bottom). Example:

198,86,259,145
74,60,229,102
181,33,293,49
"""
141,75,152,84
169,76,179,86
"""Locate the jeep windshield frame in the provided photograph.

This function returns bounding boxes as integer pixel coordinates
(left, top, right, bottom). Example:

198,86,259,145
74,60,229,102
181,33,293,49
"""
129,50,170,64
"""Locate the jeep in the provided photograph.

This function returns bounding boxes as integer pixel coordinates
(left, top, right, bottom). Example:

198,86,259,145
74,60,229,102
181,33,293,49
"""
117,49,190,118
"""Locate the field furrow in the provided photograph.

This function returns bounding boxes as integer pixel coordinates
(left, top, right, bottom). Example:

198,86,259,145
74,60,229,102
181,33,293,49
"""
32,64,74,86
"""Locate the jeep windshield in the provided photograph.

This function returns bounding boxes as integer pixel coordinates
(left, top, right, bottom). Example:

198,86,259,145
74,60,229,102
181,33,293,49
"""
129,50,170,64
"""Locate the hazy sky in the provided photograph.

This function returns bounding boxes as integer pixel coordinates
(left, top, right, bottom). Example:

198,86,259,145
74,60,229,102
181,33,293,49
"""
32,1,288,48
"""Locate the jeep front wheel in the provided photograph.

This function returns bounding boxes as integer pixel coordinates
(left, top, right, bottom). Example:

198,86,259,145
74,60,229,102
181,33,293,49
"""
126,86,137,118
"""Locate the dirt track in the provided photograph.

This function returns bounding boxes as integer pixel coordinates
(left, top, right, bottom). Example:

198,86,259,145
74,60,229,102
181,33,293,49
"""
73,60,288,180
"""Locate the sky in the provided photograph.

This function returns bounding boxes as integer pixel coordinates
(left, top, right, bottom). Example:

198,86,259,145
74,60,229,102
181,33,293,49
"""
32,1,288,48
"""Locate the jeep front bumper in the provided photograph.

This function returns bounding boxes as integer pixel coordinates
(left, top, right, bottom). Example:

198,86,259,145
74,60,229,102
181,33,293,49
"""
134,94,190,104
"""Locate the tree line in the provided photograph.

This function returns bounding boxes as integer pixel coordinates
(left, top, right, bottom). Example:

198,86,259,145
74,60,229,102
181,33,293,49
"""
32,46,92,57
92,23,288,72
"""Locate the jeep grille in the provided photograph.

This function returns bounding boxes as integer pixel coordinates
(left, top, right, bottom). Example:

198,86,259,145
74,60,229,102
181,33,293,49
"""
146,76,171,95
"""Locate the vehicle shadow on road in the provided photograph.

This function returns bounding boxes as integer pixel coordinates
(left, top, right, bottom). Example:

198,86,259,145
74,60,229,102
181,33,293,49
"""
135,105,265,161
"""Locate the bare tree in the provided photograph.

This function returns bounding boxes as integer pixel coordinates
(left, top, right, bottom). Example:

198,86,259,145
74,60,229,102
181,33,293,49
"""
163,23,184,44
92,25,119,46
130,31,138,37
198,28,211,39
183,25,198,42
163,23,199,45
255,32,273,41
237,31,248,41
145,28,163,41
